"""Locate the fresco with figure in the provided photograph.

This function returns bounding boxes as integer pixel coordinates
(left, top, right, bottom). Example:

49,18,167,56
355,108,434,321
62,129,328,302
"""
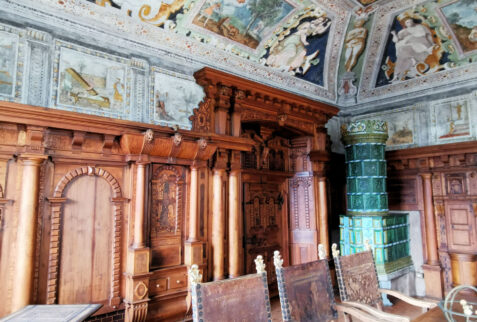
0,32,18,97
152,68,205,129
88,0,333,87
432,99,472,142
376,0,477,87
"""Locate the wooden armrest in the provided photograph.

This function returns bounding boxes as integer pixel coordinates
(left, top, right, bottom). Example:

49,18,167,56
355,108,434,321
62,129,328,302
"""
343,301,410,322
336,303,386,322
378,288,437,309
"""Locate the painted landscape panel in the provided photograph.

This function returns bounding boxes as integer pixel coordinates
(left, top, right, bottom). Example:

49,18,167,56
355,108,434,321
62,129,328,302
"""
57,47,127,113
434,100,471,141
193,0,294,49
441,0,477,54
153,69,205,129
0,32,18,97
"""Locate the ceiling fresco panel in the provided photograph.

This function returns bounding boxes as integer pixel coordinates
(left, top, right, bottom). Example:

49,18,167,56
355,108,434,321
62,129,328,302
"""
78,0,348,94
358,0,477,105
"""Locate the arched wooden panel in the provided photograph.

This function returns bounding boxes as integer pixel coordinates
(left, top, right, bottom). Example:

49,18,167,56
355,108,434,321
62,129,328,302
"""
47,166,123,308
58,175,112,304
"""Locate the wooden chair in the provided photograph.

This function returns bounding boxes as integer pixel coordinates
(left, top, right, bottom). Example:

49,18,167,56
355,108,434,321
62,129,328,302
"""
332,242,437,322
188,255,272,322
273,249,379,322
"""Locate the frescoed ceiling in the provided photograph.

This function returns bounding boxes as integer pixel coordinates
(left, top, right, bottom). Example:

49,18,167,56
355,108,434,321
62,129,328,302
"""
0,0,476,115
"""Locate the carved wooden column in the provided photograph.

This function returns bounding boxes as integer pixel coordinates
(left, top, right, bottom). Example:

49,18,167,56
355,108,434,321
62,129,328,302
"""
11,154,47,312
420,172,443,299
185,164,203,266
125,160,151,322
212,150,227,280
228,151,242,278
311,149,330,259
215,85,232,135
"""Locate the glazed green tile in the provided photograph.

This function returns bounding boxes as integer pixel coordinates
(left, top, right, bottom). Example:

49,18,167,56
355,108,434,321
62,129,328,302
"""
357,177,371,191
378,161,386,176
365,194,379,209
363,161,378,176
345,147,354,161
372,218,382,228
374,231,383,244
349,162,362,176
355,144,371,159
355,230,363,244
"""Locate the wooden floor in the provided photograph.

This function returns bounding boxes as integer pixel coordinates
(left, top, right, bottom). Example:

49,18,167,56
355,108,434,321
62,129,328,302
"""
270,296,426,321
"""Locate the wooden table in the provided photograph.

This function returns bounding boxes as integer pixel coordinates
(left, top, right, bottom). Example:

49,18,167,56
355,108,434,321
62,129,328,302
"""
0,304,101,322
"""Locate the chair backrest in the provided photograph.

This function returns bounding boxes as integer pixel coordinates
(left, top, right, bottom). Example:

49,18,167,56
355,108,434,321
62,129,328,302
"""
332,244,382,307
188,256,272,322
273,251,337,322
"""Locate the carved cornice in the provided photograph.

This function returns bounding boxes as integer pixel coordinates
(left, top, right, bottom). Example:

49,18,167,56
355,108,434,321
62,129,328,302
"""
387,141,477,172
120,133,217,161
192,68,339,132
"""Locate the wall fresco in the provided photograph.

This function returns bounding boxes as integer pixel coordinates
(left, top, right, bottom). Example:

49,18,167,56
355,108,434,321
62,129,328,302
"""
152,67,204,129
0,32,18,97
432,99,472,142
55,46,128,114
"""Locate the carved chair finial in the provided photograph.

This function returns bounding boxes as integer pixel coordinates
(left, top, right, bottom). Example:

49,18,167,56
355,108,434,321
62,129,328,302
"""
255,255,266,274
318,244,326,260
188,264,202,286
273,250,283,269
331,243,340,258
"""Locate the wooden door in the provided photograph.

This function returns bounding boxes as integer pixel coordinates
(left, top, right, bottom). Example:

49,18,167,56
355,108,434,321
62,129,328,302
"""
58,175,112,305
445,201,476,253
243,182,285,286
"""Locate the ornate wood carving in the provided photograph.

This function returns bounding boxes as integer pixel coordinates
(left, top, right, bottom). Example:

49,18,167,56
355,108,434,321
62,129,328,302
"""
150,165,185,268
243,182,284,286
47,166,124,307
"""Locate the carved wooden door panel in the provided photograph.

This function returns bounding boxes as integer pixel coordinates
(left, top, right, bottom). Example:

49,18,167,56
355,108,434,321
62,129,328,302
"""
445,201,476,253
59,175,112,305
149,165,185,268
243,182,284,286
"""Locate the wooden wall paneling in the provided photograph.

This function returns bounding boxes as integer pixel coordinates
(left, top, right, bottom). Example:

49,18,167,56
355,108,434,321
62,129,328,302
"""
387,142,477,298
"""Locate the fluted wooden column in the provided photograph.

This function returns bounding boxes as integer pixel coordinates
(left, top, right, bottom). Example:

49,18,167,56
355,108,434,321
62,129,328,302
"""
228,169,241,277
134,162,147,248
12,154,46,312
212,168,225,280
185,165,203,266
421,173,439,265
316,176,329,258
420,172,443,299
189,166,199,242
125,160,151,322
